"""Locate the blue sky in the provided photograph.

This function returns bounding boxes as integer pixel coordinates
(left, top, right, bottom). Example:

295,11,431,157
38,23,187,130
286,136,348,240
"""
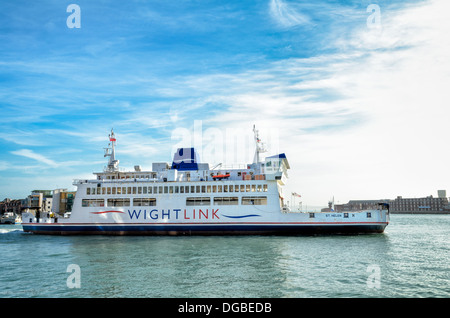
1,0,450,206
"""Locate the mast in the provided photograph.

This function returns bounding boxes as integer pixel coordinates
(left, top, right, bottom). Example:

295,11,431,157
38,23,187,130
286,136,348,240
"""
253,125,266,164
104,128,120,172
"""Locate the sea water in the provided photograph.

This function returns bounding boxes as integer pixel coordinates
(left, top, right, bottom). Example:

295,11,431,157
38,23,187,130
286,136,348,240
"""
0,214,448,298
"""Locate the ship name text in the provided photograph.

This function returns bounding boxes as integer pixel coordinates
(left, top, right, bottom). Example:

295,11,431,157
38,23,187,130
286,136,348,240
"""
127,208,220,220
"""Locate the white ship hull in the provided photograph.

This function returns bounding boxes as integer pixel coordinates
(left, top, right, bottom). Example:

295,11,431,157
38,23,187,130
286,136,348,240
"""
22,181,389,235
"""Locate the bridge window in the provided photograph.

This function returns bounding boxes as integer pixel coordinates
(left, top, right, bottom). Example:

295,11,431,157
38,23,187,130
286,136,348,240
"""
82,199,105,207
107,198,130,207
242,196,267,205
133,198,156,206
214,197,239,205
186,197,211,206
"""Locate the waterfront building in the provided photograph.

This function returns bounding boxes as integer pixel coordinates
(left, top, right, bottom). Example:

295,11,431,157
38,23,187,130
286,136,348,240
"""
0,198,26,216
326,190,450,214
52,188,76,216
390,193,448,213
25,190,53,217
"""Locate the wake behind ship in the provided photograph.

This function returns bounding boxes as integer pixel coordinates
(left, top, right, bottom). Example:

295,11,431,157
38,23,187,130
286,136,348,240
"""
22,127,389,235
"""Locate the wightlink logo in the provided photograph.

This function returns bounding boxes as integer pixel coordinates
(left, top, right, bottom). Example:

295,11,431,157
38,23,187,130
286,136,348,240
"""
127,208,220,221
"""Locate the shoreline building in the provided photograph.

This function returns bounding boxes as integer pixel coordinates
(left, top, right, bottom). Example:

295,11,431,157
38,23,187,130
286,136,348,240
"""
325,190,450,214
52,189,76,216
27,190,53,216
0,198,27,216
21,189,75,218
390,191,449,214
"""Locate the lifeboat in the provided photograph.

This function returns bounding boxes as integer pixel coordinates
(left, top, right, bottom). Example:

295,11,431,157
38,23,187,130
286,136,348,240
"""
212,174,230,180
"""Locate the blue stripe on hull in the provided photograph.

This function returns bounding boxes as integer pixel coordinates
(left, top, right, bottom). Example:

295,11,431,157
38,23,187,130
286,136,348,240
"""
22,223,387,235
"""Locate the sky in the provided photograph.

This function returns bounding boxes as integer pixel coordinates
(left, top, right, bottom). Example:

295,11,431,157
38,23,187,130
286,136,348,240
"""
1,0,449,206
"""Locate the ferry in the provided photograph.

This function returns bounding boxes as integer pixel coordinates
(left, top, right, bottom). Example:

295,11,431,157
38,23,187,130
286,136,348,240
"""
21,127,389,235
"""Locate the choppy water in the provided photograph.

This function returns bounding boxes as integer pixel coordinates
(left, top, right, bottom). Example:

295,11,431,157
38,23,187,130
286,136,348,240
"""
0,214,449,298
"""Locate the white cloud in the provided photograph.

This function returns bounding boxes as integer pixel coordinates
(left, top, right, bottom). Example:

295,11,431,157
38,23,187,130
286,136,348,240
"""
269,0,311,28
0,161,12,171
11,149,59,167
10,148,93,170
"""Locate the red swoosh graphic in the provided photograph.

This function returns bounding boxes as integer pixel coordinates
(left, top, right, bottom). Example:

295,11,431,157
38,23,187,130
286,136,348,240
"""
90,210,125,214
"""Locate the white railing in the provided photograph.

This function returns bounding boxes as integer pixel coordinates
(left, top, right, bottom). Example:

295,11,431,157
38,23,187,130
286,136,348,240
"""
210,164,249,170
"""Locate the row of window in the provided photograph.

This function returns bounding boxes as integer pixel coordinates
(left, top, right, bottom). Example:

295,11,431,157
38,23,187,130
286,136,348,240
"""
82,196,268,207
82,198,156,207
86,184,269,196
101,174,157,180
186,196,268,206
99,171,253,180
393,206,439,210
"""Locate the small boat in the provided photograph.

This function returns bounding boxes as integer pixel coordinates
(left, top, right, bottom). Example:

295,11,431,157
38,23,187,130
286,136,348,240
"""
212,174,230,180
0,212,18,224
